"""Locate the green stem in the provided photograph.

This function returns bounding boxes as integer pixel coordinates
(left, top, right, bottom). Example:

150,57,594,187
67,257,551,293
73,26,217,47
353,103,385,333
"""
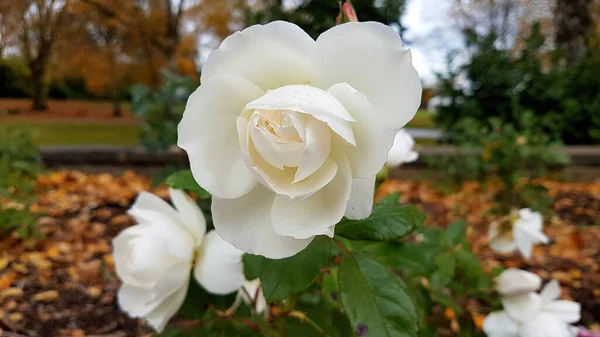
289,311,330,337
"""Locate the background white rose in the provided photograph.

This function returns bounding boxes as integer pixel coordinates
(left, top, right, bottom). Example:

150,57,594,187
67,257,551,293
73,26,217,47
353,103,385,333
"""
387,129,419,167
113,189,245,332
495,268,542,296
484,278,581,337
488,208,549,259
178,21,421,259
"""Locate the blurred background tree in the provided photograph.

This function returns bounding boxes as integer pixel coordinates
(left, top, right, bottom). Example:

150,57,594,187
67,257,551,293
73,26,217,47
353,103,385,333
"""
243,0,407,39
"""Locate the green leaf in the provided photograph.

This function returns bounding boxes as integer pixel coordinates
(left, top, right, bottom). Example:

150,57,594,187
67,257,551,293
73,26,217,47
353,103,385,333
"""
455,249,482,273
431,253,456,290
286,296,353,337
165,170,211,199
153,326,182,337
336,203,425,242
431,290,462,314
243,254,264,280
339,253,418,337
378,192,400,205
443,221,466,247
260,237,335,301
178,276,210,319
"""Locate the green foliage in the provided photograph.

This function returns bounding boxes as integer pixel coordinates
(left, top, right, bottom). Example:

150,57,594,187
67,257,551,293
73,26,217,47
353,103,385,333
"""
339,253,418,337
336,195,426,241
130,70,197,152
156,177,491,337
243,0,407,39
436,23,600,145
164,169,212,228
165,169,211,199
255,237,337,301
48,76,89,100
0,58,30,98
0,127,42,238
342,222,493,337
431,111,568,213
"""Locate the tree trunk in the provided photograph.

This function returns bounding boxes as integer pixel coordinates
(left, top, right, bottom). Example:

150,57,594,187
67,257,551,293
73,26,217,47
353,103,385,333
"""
554,0,593,62
111,83,122,118
30,64,47,111
109,45,122,118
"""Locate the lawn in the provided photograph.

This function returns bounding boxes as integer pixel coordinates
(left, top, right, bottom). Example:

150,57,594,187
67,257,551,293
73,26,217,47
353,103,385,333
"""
406,109,435,129
0,101,435,146
0,120,141,146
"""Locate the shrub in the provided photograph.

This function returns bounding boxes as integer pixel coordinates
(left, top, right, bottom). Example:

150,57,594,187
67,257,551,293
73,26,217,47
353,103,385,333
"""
0,58,30,98
436,24,600,145
430,112,569,213
0,127,42,238
130,70,197,152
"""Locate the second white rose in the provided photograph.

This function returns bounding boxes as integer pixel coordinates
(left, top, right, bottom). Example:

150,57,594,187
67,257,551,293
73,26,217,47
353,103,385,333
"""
178,21,421,259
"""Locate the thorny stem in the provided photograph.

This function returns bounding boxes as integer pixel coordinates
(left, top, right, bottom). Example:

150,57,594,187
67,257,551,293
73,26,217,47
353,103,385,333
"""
288,311,331,337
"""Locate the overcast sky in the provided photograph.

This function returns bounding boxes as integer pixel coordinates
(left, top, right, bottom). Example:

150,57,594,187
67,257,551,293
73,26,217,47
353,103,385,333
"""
402,0,466,86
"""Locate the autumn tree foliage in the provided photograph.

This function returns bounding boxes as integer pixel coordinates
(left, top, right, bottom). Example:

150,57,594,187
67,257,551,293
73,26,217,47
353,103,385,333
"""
5,0,71,110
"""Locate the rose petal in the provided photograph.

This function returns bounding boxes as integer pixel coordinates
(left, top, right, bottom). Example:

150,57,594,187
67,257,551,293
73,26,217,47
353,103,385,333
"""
495,268,542,296
246,126,338,200
144,282,188,332
543,300,581,324
293,117,332,182
128,192,179,225
212,184,314,259
271,154,352,239
245,85,356,145
117,262,189,318
344,176,376,220
315,22,422,129
514,222,549,259
488,221,518,253
502,293,542,323
178,75,264,199
482,311,519,337
168,188,206,244
387,129,419,167
519,312,573,337
540,280,561,304
194,231,245,294
328,82,396,178
202,21,318,90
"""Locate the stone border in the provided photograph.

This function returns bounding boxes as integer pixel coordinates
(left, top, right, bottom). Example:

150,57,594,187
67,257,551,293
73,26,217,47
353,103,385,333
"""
40,145,600,167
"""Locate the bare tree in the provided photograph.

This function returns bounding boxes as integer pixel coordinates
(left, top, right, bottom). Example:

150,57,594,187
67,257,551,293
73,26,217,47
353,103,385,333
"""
554,0,594,62
453,0,523,47
15,0,70,110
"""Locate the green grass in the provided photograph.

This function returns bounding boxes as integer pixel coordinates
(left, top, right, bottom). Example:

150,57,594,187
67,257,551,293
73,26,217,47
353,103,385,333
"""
0,120,141,145
406,110,436,129
0,109,435,147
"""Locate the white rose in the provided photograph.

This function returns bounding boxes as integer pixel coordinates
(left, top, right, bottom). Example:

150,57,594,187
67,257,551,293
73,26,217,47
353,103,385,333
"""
495,268,542,297
386,129,419,167
488,208,549,259
178,21,421,259
113,189,245,332
483,280,581,337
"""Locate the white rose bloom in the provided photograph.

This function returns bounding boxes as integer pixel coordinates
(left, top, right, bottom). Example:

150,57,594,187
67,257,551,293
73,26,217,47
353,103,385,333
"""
178,21,421,259
488,208,549,259
386,129,419,167
113,189,245,332
238,279,268,315
495,268,542,297
483,280,581,337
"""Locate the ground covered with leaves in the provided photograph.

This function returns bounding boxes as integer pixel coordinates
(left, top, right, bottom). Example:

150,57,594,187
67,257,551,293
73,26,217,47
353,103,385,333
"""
1,171,599,337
